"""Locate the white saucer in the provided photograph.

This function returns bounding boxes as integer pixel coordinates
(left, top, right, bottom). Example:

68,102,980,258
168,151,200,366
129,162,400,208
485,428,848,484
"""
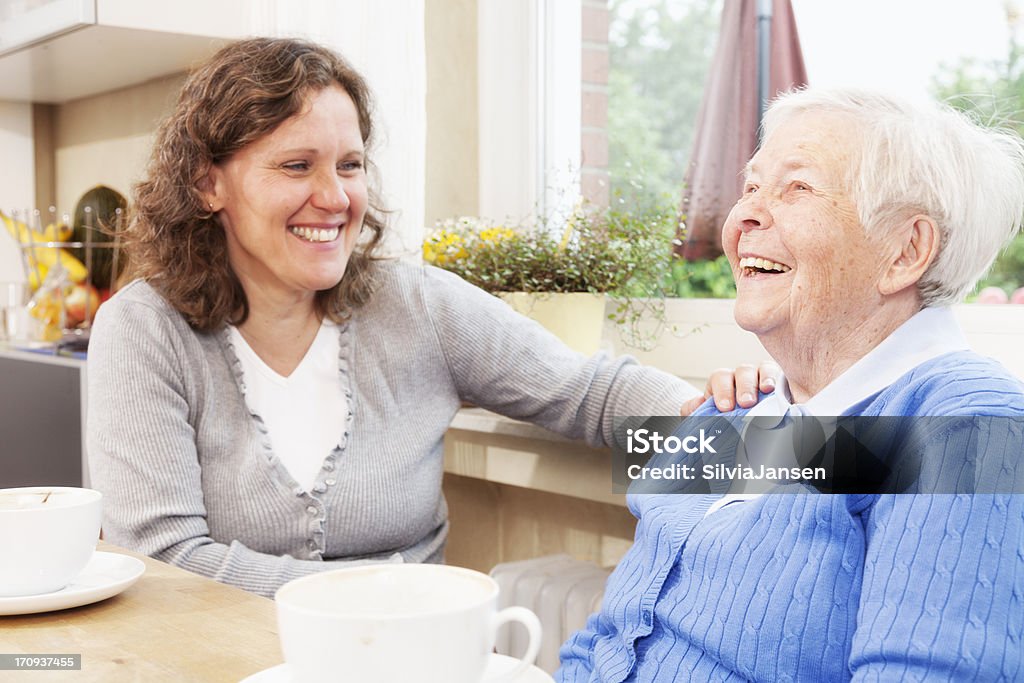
0,551,145,616
240,653,555,682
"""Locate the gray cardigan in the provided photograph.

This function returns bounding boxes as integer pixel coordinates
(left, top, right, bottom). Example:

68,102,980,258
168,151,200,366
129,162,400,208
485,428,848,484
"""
87,260,695,597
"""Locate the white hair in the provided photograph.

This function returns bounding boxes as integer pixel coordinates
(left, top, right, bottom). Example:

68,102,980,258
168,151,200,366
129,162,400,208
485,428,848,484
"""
762,88,1024,306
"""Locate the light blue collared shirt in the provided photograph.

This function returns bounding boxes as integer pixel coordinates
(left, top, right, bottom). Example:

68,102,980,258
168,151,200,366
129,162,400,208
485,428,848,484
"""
706,306,969,516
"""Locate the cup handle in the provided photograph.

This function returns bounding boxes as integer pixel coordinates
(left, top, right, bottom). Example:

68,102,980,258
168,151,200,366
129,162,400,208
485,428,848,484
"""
484,606,542,682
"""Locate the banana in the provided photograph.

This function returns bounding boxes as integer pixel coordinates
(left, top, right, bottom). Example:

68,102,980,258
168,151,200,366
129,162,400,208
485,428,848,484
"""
41,221,72,241
1,212,31,243
27,246,88,284
1,211,72,244
23,258,49,290
2,211,82,289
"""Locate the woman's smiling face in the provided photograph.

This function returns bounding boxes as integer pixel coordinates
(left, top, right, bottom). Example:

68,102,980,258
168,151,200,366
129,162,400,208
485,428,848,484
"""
205,84,367,303
722,111,896,349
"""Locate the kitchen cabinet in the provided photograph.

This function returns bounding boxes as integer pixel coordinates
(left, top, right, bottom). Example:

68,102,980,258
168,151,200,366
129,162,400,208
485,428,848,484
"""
0,346,87,487
0,0,256,103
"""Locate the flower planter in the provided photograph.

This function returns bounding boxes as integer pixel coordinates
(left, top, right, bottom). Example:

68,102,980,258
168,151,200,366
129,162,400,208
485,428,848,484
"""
499,292,607,355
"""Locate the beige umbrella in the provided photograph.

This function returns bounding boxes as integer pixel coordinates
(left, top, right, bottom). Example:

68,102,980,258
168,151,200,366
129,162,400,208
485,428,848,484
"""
678,0,808,260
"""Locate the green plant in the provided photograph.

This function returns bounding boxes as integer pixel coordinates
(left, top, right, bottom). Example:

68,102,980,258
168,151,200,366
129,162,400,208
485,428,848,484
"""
931,8,1024,301
668,254,736,298
971,233,1024,299
424,195,679,348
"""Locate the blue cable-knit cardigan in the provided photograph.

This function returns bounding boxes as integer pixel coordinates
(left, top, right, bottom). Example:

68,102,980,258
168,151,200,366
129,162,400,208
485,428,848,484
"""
557,351,1024,682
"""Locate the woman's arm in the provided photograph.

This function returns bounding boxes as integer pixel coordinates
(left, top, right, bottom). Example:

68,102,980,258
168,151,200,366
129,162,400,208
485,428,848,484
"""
419,265,775,445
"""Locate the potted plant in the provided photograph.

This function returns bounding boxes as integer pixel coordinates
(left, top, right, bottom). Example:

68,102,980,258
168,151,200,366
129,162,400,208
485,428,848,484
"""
423,197,678,352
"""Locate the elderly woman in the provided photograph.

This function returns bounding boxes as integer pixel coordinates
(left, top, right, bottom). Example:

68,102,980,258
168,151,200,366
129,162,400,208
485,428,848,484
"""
86,37,773,598
558,88,1024,682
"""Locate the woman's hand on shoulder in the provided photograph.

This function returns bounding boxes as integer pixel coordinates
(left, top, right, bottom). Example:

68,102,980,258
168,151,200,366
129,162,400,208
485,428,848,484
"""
679,361,781,416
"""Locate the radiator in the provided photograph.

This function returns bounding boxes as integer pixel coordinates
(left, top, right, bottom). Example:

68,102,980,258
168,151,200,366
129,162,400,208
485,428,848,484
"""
491,555,612,674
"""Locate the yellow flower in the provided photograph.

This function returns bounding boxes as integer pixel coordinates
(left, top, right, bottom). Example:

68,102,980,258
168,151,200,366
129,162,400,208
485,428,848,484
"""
479,227,515,243
423,230,468,265
422,242,439,264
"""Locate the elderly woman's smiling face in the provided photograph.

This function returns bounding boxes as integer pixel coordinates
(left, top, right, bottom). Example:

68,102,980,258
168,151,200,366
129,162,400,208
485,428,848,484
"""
722,111,897,352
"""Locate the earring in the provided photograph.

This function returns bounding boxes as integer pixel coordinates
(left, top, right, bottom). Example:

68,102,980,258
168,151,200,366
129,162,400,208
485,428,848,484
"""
209,202,215,210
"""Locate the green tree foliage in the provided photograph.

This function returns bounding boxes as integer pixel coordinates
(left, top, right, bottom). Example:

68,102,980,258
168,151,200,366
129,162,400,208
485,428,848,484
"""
932,4,1024,138
932,4,1024,297
608,0,721,207
609,0,735,298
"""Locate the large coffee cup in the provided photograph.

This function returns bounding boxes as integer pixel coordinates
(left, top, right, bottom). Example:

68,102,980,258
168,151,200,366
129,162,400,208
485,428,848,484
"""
275,564,542,683
0,487,102,597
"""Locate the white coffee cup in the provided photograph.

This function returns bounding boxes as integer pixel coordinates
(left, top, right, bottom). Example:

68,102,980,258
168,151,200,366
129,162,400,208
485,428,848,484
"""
0,487,102,597
275,564,542,683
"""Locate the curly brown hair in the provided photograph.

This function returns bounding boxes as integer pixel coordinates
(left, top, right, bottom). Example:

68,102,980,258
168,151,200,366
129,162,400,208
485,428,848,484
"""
123,37,386,330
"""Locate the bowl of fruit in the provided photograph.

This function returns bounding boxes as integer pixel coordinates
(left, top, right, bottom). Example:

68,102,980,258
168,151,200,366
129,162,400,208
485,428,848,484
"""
3,185,127,346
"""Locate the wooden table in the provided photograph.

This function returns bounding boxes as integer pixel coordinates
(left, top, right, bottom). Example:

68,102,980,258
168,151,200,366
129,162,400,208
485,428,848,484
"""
0,543,282,681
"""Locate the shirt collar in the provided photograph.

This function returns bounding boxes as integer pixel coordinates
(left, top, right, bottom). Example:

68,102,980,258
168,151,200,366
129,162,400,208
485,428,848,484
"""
748,306,968,418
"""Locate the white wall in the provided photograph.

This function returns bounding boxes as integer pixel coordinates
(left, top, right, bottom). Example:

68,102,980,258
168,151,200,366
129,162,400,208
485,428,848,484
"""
424,0,479,227
478,0,538,226
0,101,35,208
55,74,183,217
0,101,34,283
477,0,582,228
